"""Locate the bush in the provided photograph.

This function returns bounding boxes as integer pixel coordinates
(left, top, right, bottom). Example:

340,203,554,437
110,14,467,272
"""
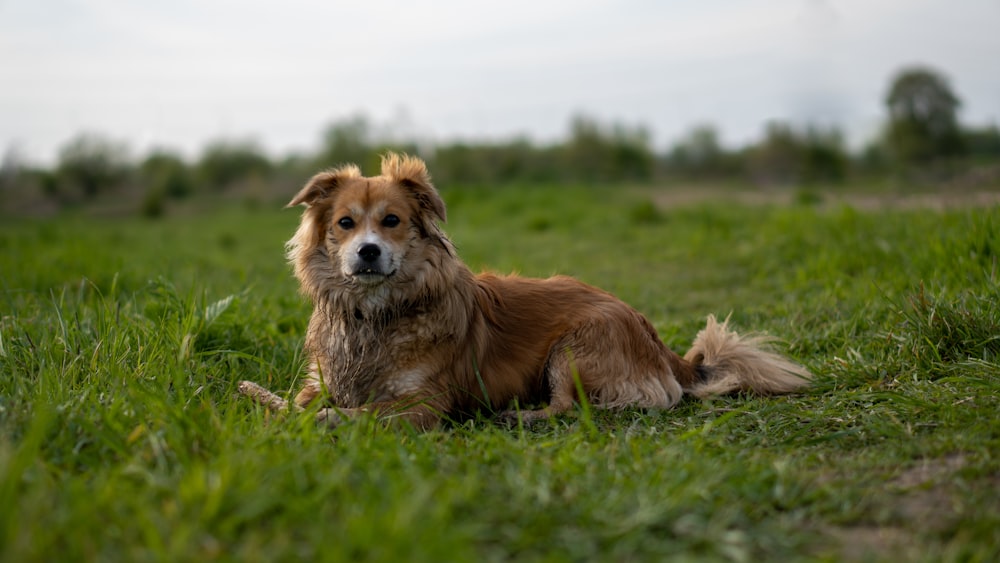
141,151,195,199
55,133,131,201
197,139,271,191
744,122,847,186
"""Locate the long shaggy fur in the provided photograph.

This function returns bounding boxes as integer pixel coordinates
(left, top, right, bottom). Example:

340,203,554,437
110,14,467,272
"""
239,153,812,429
683,315,812,398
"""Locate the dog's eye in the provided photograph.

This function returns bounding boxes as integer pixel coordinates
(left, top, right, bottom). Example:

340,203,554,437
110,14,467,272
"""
337,217,355,230
382,214,401,228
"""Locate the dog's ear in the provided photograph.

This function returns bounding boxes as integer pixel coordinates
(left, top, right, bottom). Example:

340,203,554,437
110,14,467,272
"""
381,153,446,223
287,164,361,208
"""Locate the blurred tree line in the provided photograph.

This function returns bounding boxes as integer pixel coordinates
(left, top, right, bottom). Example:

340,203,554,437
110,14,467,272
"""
1,65,998,217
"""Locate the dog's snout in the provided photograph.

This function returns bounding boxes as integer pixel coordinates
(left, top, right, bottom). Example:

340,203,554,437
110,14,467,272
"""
358,243,382,263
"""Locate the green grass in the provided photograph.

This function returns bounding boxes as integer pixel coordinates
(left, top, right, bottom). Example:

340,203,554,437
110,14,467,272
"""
1,186,999,561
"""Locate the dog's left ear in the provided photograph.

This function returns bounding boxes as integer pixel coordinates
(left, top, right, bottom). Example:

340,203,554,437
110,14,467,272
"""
287,164,362,208
381,153,447,223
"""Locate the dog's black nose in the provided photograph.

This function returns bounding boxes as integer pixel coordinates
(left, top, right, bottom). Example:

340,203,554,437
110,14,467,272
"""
358,243,381,263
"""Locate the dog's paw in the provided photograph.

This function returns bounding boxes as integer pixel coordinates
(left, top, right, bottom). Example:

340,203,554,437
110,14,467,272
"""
495,409,544,428
315,407,346,428
495,407,562,429
494,410,520,427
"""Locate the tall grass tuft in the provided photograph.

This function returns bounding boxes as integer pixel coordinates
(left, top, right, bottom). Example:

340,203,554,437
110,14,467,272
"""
894,284,1000,375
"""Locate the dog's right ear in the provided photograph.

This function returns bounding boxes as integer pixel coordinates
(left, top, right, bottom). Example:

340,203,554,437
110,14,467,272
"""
287,164,362,208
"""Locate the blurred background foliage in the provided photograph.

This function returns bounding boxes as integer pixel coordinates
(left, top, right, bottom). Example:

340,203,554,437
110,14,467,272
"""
1,65,998,218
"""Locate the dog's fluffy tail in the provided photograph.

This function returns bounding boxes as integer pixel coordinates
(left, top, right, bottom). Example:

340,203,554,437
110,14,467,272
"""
681,314,811,398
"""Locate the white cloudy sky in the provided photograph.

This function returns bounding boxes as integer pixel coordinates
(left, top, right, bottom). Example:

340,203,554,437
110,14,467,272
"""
2,0,998,164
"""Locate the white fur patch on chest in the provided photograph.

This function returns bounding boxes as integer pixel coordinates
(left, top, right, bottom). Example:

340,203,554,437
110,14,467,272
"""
383,368,429,398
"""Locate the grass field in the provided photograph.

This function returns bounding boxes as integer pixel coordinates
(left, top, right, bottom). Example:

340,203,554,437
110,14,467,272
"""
1,185,998,561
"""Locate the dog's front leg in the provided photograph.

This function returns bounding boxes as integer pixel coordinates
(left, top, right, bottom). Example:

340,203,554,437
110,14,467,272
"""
238,382,350,426
239,380,302,412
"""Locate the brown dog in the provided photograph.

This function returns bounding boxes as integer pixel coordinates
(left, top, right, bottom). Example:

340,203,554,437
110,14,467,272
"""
239,153,811,429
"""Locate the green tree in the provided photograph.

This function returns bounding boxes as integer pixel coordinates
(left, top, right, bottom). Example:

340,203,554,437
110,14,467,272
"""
963,124,1000,159
141,150,194,199
885,66,964,163
432,139,559,186
314,115,422,174
799,126,847,184
197,139,271,191
55,133,131,200
744,122,847,186
745,122,802,185
666,124,740,178
317,115,375,170
562,115,653,183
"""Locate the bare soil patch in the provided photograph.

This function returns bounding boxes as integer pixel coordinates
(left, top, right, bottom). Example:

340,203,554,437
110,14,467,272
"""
824,454,975,559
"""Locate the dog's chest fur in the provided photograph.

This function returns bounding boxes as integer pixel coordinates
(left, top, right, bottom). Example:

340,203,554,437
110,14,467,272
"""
305,302,458,407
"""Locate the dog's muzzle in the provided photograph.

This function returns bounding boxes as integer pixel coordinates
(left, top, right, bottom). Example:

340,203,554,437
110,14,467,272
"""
350,243,394,282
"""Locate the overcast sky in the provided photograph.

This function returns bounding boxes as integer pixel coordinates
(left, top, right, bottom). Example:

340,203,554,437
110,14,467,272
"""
2,0,998,164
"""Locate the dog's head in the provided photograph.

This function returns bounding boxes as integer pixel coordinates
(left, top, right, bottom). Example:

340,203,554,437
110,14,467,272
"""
286,153,451,301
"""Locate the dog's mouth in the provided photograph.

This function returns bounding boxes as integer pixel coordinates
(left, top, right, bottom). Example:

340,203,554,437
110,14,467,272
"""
351,267,397,284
